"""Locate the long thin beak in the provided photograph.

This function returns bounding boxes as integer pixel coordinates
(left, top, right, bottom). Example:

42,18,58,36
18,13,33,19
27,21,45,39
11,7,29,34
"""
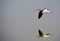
46,10,53,13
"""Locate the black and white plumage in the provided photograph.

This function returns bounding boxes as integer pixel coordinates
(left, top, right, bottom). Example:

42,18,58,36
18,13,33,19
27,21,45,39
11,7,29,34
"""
38,11,43,19
37,8,50,19
38,29,43,37
38,29,52,38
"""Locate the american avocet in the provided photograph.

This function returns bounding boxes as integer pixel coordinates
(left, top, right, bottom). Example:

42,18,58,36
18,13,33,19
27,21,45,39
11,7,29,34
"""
37,8,50,19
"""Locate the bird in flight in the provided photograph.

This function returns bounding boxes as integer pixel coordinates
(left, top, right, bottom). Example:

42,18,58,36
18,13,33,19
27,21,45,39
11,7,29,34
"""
37,8,50,19
37,29,52,38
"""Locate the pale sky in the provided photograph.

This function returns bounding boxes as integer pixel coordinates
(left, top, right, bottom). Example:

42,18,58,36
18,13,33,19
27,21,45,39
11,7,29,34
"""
1,0,60,41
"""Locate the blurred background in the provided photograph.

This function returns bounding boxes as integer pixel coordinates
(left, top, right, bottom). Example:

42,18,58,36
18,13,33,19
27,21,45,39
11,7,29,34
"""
1,0,60,41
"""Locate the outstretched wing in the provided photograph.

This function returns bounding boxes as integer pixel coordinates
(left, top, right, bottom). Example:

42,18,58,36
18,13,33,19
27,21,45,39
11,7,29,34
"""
38,11,43,19
38,29,43,36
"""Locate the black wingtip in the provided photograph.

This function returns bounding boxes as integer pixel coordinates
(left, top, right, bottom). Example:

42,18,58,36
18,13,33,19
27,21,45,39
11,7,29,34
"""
38,15,40,19
38,17,41,20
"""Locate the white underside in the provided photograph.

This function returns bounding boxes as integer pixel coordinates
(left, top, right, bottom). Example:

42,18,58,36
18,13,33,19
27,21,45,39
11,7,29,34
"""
37,33,50,38
43,35,49,37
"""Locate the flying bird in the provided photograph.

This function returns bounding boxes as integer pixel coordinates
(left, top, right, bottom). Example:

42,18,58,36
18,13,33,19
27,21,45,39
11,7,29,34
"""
37,29,52,38
37,8,50,19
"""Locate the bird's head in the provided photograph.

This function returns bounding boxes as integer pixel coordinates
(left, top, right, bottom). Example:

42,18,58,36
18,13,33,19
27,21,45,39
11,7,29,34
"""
43,8,50,13
47,33,50,35
47,33,53,35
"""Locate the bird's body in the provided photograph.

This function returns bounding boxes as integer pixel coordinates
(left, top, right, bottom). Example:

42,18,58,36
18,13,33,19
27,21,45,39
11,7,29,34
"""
43,34,50,37
38,29,51,38
37,8,50,19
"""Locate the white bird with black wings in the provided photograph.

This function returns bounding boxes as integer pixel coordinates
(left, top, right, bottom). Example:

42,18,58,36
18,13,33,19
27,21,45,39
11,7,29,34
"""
37,8,50,19
37,29,52,38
